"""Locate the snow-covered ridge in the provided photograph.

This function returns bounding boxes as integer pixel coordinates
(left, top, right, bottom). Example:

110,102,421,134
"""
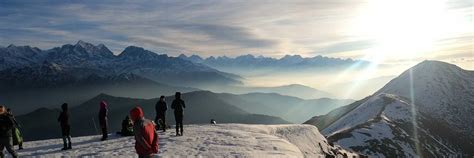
307,61,474,157
376,60,474,138
322,93,406,136
178,53,368,69
14,124,357,157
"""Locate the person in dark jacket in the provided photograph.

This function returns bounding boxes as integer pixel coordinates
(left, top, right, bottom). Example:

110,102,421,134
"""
130,106,159,157
117,116,134,136
98,101,108,141
58,103,72,150
171,92,185,136
0,106,18,158
6,108,23,150
155,96,167,132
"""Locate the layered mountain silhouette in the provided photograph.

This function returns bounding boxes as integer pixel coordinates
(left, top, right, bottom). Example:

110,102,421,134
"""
217,92,353,123
17,91,290,141
208,84,335,99
16,89,353,141
0,60,198,114
304,60,474,157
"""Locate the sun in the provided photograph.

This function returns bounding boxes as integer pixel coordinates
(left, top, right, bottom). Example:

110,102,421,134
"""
350,0,460,63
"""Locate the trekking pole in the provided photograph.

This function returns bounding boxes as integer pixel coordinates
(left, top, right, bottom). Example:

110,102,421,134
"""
92,117,99,135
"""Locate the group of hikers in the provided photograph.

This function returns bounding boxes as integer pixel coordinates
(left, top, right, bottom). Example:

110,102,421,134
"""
0,92,187,158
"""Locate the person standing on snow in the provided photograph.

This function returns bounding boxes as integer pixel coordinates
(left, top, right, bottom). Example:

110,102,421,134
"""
6,108,23,150
58,103,72,150
155,96,167,132
98,101,108,141
130,106,159,158
171,92,185,136
0,105,18,158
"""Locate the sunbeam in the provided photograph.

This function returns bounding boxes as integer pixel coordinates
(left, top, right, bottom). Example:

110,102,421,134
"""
409,63,422,156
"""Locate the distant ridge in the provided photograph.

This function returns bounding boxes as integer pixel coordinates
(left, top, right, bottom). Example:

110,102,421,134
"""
178,53,369,69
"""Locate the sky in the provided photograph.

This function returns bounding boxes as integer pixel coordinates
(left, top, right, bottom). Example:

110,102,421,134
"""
0,0,472,69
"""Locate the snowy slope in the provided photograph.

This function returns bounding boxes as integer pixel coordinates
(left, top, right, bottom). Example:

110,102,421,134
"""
376,60,474,138
323,94,420,157
305,60,474,157
322,93,464,157
13,124,356,157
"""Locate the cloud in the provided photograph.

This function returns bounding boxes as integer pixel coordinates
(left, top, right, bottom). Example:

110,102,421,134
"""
128,36,187,52
0,0,472,60
317,39,376,54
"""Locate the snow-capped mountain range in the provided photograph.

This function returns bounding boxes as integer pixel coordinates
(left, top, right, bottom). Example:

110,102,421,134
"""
178,53,369,69
305,60,474,157
0,41,241,88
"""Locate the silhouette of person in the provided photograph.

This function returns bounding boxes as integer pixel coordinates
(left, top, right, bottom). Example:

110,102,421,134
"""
98,101,108,141
6,108,23,150
155,96,167,132
58,103,72,150
0,105,18,158
171,92,186,136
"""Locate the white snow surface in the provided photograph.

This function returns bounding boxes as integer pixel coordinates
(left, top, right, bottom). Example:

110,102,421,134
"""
322,94,420,157
322,93,404,136
13,124,356,158
376,60,474,135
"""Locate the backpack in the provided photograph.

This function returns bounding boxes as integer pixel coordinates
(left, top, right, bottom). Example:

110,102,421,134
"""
135,119,159,155
13,128,23,145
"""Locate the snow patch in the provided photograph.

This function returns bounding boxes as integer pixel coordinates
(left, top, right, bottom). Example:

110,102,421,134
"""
14,124,356,157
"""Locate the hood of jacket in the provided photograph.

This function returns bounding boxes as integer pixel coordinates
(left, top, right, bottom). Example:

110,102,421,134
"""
100,101,108,109
130,106,144,122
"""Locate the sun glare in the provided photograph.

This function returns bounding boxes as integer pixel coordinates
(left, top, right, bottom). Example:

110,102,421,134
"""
351,0,458,63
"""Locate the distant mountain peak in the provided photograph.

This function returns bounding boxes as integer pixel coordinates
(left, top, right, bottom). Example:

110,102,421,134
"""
190,54,201,58
178,54,187,58
178,54,204,63
76,40,93,47
7,44,17,48
237,54,255,59
123,45,144,51
44,40,115,59
189,54,203,60
411,60,461,72
282,54,302,59
97,43,107,49
119,46,160,59
179,54,367,69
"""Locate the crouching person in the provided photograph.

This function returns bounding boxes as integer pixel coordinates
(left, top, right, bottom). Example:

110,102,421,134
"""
117,116,134,136
130,106,159,158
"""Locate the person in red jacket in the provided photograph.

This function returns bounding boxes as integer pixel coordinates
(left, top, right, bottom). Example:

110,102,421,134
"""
130,106,159,158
